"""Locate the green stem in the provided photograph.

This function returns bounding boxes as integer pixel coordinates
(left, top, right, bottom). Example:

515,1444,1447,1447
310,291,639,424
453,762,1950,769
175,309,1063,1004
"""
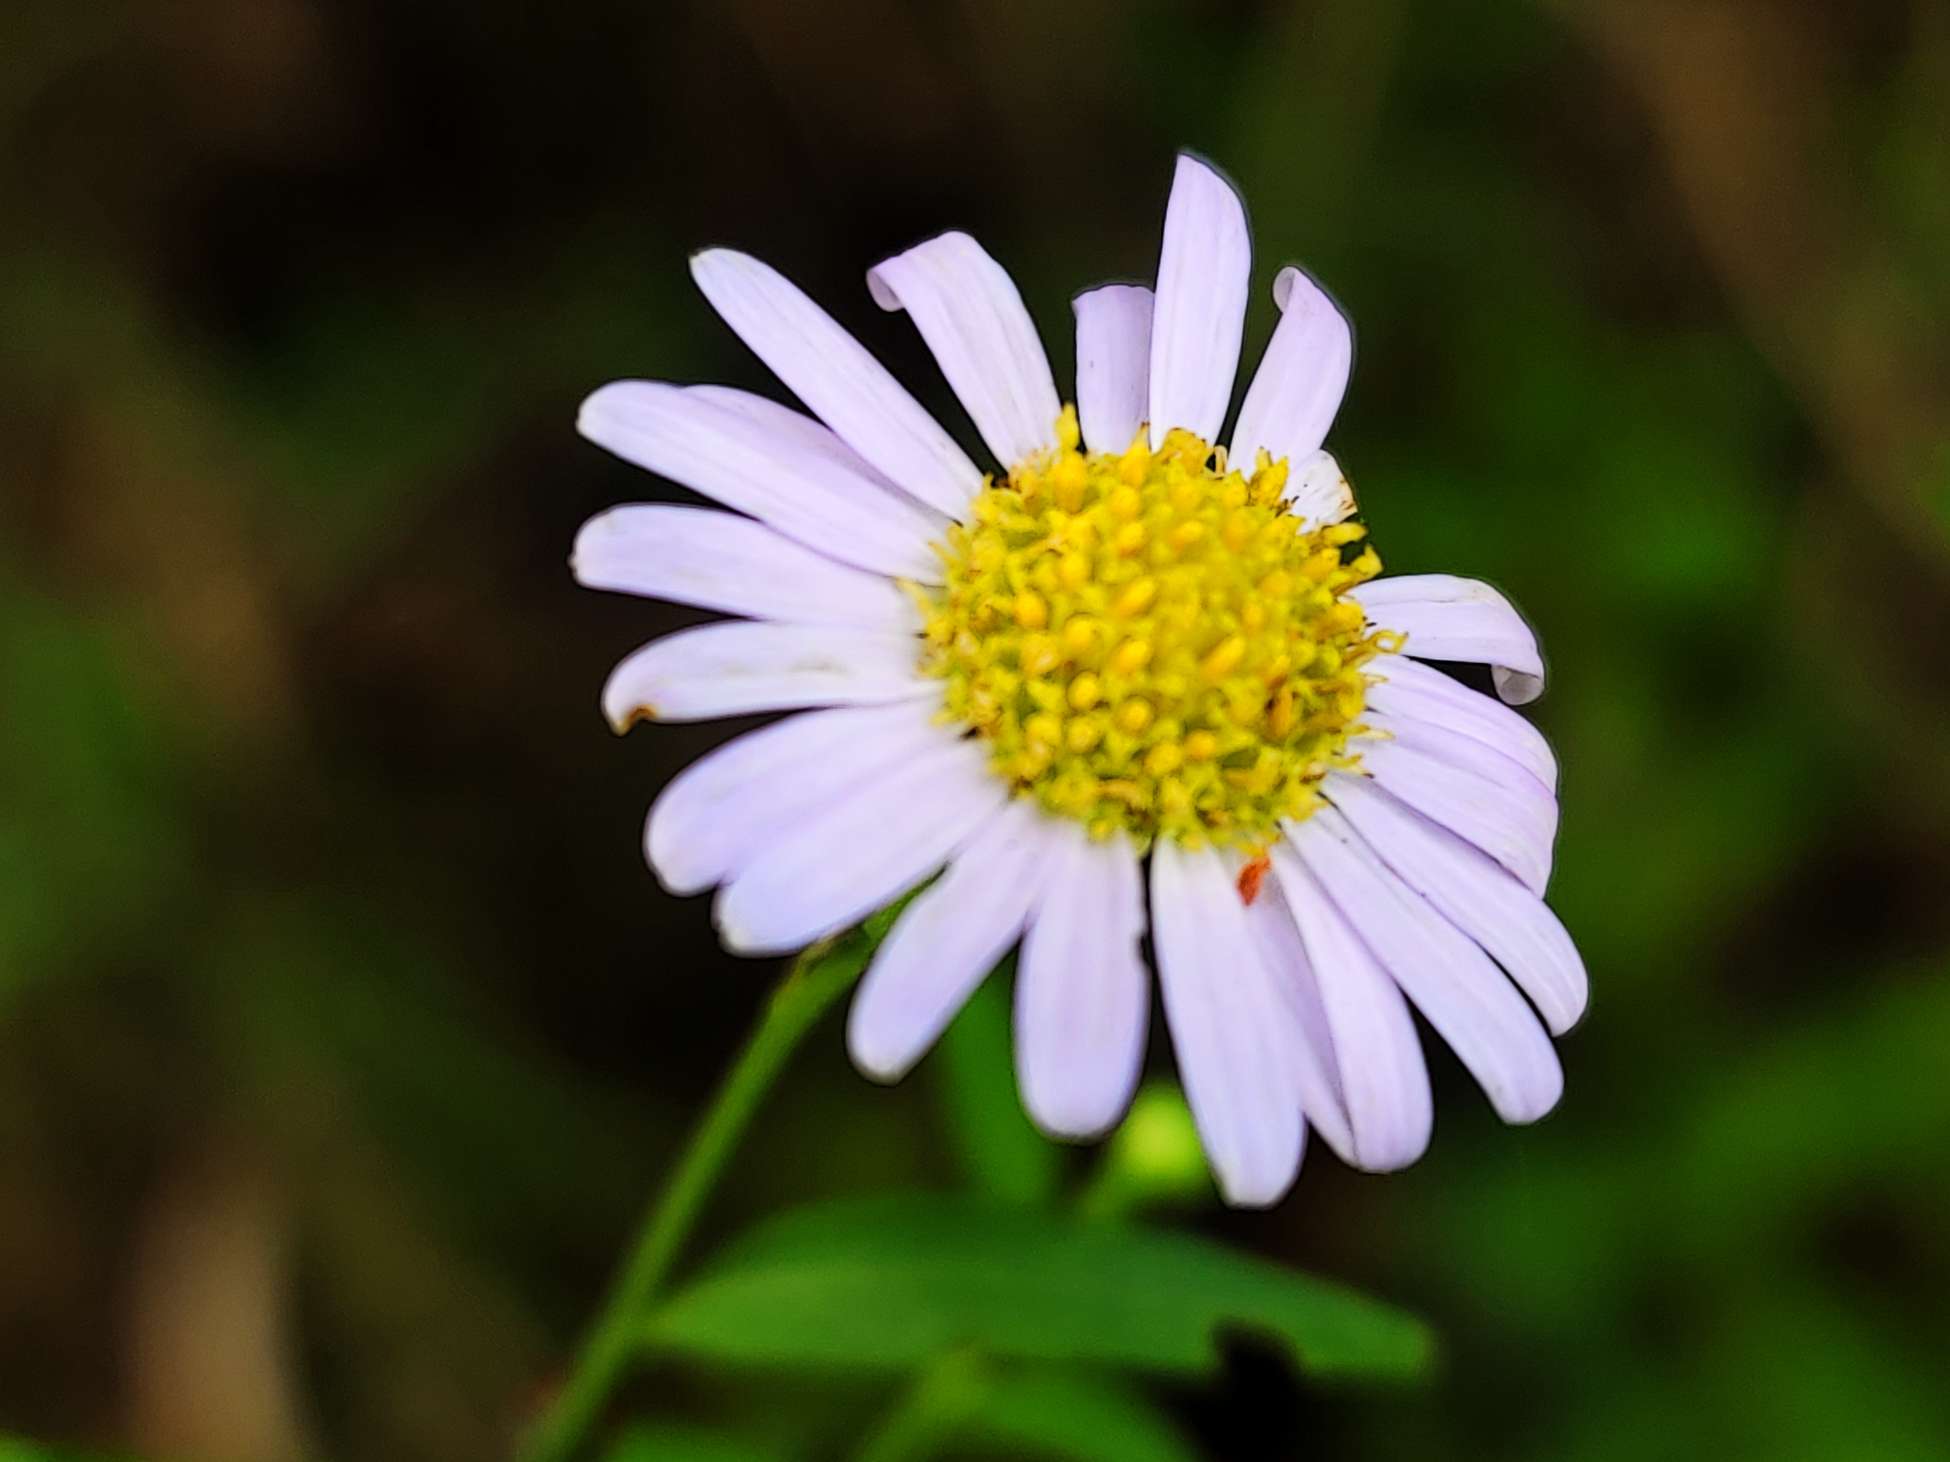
1073,1162,1137,1223
516,938,868,1462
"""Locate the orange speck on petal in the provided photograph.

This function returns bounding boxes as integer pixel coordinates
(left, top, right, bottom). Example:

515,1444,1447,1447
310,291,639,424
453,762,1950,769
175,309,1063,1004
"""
1237,854,1271,905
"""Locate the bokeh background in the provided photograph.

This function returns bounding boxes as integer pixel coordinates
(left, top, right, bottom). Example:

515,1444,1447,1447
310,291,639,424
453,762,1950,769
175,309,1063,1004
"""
5,1,1950,1458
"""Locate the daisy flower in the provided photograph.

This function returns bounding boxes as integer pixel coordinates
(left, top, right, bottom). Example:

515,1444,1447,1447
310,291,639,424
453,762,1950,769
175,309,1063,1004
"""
572,154,1586,1207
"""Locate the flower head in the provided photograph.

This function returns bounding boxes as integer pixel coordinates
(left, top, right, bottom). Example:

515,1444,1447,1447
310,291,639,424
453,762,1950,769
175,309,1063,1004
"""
573,153,1586,1206
921,405,1391,851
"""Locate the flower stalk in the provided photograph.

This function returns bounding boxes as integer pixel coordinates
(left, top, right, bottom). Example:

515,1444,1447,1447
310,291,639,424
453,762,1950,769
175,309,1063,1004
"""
515,937,868,1462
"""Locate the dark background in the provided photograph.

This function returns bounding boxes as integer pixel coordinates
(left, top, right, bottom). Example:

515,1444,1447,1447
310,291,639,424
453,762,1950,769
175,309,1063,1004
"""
4,1,1949,1458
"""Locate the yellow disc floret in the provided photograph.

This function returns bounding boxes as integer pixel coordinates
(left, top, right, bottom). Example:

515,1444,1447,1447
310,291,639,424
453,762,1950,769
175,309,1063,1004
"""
918,406,1401,851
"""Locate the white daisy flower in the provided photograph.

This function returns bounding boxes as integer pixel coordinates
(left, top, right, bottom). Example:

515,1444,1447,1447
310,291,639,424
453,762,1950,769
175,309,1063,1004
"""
573,153,1587,1207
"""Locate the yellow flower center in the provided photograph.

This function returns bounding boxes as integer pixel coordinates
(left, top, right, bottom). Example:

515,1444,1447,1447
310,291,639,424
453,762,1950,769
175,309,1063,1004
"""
918,406,1400,851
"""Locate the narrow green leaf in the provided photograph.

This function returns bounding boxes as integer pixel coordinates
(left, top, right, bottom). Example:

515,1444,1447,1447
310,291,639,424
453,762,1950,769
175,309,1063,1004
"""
960,1371,1200,1462
935,961,1060,1207
642,1194,1434,1382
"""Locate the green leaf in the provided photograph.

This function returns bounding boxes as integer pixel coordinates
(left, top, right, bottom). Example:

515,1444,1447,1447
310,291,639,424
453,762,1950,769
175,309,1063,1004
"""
934,963,1060,1207
853,1358,1198,1462
642,1195,1434,1383
959,1371,1200,1462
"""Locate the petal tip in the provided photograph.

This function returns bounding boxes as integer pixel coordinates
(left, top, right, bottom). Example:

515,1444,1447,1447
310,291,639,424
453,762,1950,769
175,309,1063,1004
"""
864,248,909,312
708,893,775,959
1492,665,1546,705
844,1011,915,1086
1350,1133,1431,1175
1172,149,1240,197
1214,1164,1299,1209
1021,1094,1123,1146
642,813,712,899
1071,280,1154,315
1501,1066,1566,1126
1271,264,1341,319
576,379,640,440
1544,990,1590,1039
688,247,767,302
569,509,620,581
606,701,655,734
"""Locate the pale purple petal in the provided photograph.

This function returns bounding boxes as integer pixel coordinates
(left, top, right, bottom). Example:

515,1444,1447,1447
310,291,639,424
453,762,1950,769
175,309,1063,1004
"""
577,382,946,579
714,733,1008,955
1147,155,1250,447
1228,266,1352,473
1269,845,1433,1171
644,701,944,897
1364,653,1557,792
1014,826,1148,1139
1239,875,1357,1164
868,232,1062,469
1351,574,1545,704
1072,284,1153,453
689,249,981,515
1351,739,1553,896
573,505,916,630
600,622,932,728
1150,841,1304,1207
1323,773,1588,1034
1289,809,1564,1124
1281,449,1356,529
1361,711,1558,830
847,799,1063,1081
687,385,914,493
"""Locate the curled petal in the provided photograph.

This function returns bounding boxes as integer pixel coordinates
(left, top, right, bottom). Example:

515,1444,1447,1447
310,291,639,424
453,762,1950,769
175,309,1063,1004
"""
1352,574,1545,704
869,231,1062,469
1229,266,1352,477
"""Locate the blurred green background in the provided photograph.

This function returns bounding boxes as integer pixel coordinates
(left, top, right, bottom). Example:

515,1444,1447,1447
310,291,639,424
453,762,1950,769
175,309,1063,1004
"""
5,1,1950,1459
